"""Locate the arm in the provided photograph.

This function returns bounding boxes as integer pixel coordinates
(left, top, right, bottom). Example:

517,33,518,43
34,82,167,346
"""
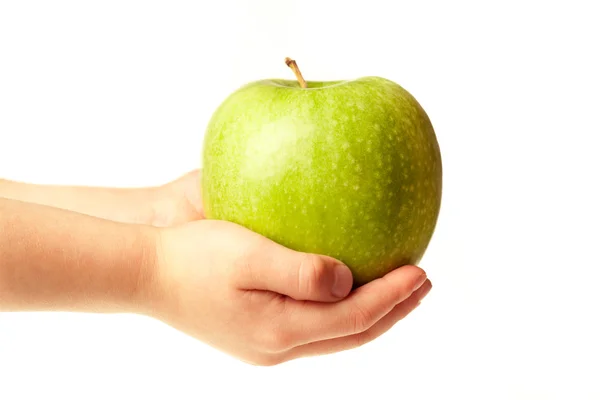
0,178,157,224
0,196,431,365
0,170,203,227
0,197,156,313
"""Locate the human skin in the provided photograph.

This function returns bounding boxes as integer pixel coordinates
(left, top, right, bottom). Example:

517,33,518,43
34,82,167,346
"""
0,170,204,227
0,171,432,365
202,63,442,286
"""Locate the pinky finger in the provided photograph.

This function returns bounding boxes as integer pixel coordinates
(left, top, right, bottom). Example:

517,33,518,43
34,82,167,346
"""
284,279,432,360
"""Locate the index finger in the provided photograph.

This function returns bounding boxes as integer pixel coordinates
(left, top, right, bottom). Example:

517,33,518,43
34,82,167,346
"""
281,264,428,347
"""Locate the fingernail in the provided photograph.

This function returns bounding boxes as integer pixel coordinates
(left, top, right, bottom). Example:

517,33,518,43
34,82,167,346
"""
331,264,353,298
413,273,428,292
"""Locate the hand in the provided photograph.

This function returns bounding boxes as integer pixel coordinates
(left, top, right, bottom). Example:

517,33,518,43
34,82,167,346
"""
143,219,432,366
147,170,204,226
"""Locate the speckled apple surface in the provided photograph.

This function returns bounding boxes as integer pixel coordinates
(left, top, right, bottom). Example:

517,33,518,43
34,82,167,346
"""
202,77,442,286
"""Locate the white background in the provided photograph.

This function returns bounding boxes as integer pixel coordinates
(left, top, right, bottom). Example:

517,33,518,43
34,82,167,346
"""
1,1,599,399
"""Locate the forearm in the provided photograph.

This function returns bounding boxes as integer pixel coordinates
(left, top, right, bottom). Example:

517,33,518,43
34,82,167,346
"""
0,178,156,224
0,198,156,313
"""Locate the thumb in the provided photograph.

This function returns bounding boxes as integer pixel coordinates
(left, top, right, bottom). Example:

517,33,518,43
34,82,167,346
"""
179,169,204,218
235,246,354,302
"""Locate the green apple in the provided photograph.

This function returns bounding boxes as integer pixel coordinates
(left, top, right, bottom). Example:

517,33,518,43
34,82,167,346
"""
201,59,442,286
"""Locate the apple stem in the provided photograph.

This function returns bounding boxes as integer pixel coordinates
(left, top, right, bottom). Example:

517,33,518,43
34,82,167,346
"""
285,57,308,89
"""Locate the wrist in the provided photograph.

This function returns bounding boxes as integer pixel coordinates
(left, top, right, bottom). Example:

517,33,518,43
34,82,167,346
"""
136,221,212,320
126,223,163,315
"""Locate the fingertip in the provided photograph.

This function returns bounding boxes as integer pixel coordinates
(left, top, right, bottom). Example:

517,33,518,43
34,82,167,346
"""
412,271,428,292
362,264,428,302
414,278,433,299
403,264,427,279
401,264,426,276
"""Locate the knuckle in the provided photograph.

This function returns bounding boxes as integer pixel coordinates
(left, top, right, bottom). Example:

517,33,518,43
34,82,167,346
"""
298,254,327,295
256,327,293,353
271,330,293,351
350,302,375,333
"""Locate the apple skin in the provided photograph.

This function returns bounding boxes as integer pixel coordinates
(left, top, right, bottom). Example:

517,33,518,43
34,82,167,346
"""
201,77,442,286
